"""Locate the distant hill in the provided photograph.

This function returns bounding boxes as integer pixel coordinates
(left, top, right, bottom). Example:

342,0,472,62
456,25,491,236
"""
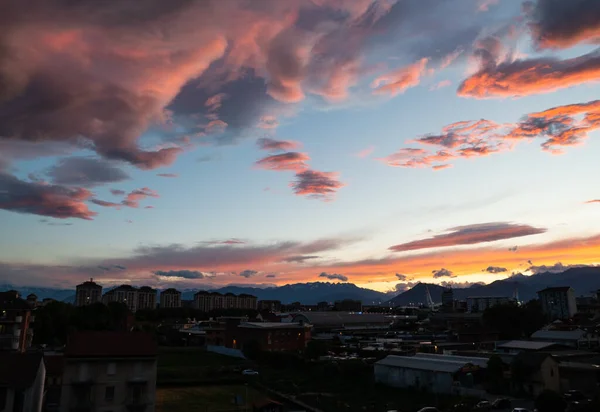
1,281,389,305
387,267,600,306
0,284,75,303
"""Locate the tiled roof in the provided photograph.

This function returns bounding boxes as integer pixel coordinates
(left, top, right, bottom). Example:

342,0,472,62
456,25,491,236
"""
66,331,157,358
0,352,43,389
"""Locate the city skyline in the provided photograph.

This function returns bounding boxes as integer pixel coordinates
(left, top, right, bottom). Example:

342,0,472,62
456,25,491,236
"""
1,0,600,292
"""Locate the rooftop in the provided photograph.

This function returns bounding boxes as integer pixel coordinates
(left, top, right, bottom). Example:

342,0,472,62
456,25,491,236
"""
66,331,157,358
538,286,572,293
376,354,488,373
0,352,43,389
559,361,600,371
293,312,389,325
239,322,308,329
497,340,560,350
531,329,585,341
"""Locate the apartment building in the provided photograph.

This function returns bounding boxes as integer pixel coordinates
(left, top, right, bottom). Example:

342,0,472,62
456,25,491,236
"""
0,352,46,412
538,286,578,320
466,296,513,313
60,331,157,412
158,288,181,309
193,291,257,312
0,291,33,352
102,285,139,312
75,279,102,307
137,287,157,311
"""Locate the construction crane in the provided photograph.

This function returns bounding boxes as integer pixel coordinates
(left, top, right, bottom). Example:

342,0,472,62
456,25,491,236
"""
425,285,435,311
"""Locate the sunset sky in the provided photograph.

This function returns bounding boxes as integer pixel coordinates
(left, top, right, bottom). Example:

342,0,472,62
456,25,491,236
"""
1,0,600,292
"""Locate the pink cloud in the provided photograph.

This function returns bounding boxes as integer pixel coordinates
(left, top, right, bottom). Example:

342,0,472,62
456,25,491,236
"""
0,173,96,220
355,146,375,158
122,187,159,208
372,58,429,96
430,80,452,90
257,138,301,152
255,152,310,172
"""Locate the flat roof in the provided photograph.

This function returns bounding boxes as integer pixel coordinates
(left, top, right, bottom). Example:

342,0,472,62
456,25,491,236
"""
292,312,389,325
375,354,488,373
531,329,585,341
496,340,558,350
559,362,600,371
238,322,307,329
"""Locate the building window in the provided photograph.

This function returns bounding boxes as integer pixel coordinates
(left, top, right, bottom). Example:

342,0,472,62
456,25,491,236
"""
105,386,115,401
107,362,116,375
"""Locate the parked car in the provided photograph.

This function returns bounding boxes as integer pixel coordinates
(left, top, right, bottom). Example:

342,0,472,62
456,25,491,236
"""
475,401,492,410
493,399,512,409
416,407,440,412
511,408,531,412
564,391,586,402
242,369,259,375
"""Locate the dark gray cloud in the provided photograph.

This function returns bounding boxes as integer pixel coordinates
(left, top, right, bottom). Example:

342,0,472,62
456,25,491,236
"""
283,255,320,263
395,281,418,293
318,272,348,281
0,172,96,219
265,273,277,278
395,273,411,281
46,157,130,187
154,270,205,279
484,266,508,273
291,169,345,200
432,268,455,278
529,0,600,49
239,269,258,278
110,189,126,196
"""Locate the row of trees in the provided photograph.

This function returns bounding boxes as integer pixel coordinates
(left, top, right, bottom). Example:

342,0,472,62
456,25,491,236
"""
33,301,130,345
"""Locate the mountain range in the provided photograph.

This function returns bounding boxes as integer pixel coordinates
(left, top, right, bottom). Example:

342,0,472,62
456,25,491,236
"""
387,267,600,306
2,267,599,306
0,281,390,305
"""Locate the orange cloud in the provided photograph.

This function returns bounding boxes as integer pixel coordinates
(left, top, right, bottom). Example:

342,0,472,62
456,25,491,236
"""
372,58,429,96
458,49,600,99
381,99,600,170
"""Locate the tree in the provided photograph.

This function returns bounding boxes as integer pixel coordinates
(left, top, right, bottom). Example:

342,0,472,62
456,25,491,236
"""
305,340,328,360
486,355,504,387
483,301,545,340
242,340,262,360
535,390,567,412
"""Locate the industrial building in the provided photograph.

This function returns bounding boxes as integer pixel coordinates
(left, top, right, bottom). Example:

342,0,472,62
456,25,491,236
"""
374,354,488,394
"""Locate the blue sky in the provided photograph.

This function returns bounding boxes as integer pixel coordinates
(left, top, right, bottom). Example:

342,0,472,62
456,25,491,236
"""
1,0,600,291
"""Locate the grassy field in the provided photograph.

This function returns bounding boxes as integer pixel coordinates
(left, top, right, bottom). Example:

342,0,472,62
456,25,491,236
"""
156,385,269,412
157,346,250,385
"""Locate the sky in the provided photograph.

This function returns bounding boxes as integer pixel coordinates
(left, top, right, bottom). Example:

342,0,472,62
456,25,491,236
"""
1,0,600,292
